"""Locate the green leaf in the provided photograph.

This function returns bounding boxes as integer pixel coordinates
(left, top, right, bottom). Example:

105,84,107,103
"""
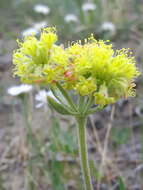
50,160,65,190
117,176,126,190
56,83,78,112
48,96,74,115
111,127,131,146
50,86,67,105
89,159,102,181
60,131,78,154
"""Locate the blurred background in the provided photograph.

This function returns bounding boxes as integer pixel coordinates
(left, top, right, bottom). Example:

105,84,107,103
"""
0,0,143,189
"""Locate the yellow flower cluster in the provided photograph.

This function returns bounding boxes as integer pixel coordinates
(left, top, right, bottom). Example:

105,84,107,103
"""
13,27,68,84
13,27,140,105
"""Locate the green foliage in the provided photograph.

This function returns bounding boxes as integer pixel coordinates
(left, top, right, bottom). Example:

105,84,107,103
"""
50,160,65,190
48,96,72,115
117,177,126,190
0,175,5,190
49,117,77,155
89,159,102,181
111,127,131,146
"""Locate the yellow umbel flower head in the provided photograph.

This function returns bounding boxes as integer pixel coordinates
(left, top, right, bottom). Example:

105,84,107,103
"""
13,28,140,106
13,27,68,84
65,36,140,105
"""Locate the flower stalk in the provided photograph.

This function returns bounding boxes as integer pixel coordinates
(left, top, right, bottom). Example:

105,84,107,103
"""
48,84,95,190
76,116,93,190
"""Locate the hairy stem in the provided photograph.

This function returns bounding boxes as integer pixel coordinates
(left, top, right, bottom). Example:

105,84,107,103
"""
76,116,93,190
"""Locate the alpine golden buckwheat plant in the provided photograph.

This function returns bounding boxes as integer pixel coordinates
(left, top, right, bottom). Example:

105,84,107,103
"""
13,27,140,190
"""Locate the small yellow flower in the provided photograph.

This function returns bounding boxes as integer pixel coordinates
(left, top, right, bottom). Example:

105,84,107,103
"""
40,27,57,49
75,77,96,96
66,37,140,104
13,27,68,84
94,83,115,106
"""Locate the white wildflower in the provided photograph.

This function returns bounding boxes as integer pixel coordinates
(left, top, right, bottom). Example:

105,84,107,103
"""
34,4,50,15
64,14,78,23
21,27,38,37
82,2,96,11
21,21,47,37
7,84,33,96
101,22,116,33
35,90,58,108
33,21,48,30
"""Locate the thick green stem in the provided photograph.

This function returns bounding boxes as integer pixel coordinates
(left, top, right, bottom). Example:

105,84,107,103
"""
76,116,93,190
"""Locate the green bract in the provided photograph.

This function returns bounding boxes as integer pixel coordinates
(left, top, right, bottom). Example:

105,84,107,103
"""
13,27,140,106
